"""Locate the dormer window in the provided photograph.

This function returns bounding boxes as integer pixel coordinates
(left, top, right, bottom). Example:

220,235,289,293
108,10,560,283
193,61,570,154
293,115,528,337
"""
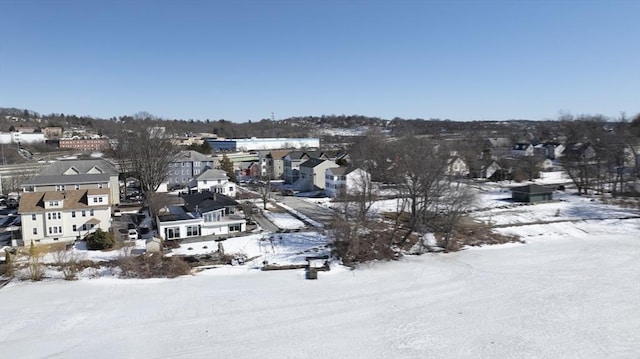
55,185,65,191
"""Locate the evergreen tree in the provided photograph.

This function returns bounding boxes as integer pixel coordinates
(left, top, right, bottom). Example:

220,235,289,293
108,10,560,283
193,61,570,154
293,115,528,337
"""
219,154,236,183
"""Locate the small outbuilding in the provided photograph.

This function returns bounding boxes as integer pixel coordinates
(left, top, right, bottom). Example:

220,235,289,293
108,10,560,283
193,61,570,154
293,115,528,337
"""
511,184,554,203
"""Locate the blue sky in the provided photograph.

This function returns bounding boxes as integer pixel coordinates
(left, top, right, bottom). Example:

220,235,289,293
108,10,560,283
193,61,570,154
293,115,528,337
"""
0,0,638,122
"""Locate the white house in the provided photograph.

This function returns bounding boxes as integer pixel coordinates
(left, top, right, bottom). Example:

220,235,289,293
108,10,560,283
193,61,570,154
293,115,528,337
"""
446,157,469,177
156,191,245,241
17,189,111,246
188,168,236,196
295,158,339,192
324,167,373,198
511,143,534,157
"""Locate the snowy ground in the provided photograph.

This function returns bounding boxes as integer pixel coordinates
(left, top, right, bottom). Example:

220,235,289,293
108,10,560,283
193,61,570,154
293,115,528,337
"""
1,185,639,358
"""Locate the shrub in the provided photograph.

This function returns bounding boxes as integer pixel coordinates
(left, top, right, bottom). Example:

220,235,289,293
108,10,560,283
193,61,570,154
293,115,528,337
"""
86,229,115,250
116,254,191,279
26,241,44,281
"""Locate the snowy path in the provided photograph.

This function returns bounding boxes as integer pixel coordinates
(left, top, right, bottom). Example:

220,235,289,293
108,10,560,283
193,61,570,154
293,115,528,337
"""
1,228,639,359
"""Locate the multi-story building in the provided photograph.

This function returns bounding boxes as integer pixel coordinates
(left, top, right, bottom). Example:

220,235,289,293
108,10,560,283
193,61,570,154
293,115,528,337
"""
166,150,215,186
325,167,373,198
58,137,111,151
206,137,319,152
17,189,111,246
21,159,120,205
295,158,339,192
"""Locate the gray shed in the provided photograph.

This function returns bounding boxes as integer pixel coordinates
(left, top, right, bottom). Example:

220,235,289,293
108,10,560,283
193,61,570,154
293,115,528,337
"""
511,184,553,203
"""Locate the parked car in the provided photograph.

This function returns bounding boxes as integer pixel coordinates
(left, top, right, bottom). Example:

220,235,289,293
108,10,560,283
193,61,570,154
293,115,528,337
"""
128,229,139,240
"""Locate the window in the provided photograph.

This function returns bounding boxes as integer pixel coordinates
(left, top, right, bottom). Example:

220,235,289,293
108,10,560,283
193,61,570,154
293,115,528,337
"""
93,197,98,203
73,225,77,231
98,183,104,189
90,209,94,216
82,210,86,217
72,211,76,218
229,224,241,232
98,197,103,203
58,226,62,233
229,186,234,192
165,227,180,239
186,225,199,237
75,184,80,190
32,214,36,221
48,227,52,234
47,213,51,220
33,228,37,235
56,185,65,191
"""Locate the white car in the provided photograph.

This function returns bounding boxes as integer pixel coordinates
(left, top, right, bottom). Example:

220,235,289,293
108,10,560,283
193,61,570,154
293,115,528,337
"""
128,229,138,240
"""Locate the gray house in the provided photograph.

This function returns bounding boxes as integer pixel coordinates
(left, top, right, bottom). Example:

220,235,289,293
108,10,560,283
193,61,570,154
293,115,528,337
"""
21,159,120,205
511,184,554,203
166,150,215,187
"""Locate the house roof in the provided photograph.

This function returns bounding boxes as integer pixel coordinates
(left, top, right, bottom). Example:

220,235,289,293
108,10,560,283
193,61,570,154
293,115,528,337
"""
194,168,228,181
327,166,348,176
285,150,308,160
485,138,511,147
181,191,238,213
174,150,213,163
513,143,532,150
510,184,553,194
23,173,112,186
36,159,119,176
18,189,111,213
300,158,325,168
267,150,292,160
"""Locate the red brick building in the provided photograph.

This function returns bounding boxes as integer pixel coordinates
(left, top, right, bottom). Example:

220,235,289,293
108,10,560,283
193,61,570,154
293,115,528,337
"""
59,138,111,151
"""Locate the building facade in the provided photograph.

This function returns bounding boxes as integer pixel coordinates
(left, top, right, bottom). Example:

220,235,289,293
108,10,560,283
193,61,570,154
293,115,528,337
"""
166,150,215,186
207,137,320,152
59,138,111,151
17,189,111,246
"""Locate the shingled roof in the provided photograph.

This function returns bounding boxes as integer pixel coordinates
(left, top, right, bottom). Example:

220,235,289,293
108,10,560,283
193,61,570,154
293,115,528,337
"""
18,189,111,213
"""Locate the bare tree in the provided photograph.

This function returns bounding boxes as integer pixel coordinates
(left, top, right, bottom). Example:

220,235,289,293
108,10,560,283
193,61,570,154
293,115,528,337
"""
432,179,476,251
256,175,272,210
113,118,180,214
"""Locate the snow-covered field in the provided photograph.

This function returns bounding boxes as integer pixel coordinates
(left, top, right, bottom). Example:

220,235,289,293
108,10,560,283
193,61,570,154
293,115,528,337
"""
1,187,639,358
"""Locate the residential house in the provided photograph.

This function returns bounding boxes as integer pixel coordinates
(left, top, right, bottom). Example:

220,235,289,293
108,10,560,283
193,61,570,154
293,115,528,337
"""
295,158,339,192
188,168,236,196
265,150,292,179
562,143,597,165
283,151,312,184
511,184,554,203
17,189,111,246
325,167,373,198
469,160,502,179
156,191,245,240
484,137,512,160
21,159,120,205
511,143,534,157
533,142,565,160
446,157,469,177
166,150,215,186
43,126,63,139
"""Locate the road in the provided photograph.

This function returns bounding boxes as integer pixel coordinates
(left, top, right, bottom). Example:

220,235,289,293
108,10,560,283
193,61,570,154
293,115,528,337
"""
275,194,336,228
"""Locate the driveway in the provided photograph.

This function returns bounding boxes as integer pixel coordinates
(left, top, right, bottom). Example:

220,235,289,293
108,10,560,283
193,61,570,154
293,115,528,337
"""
275,195,336,227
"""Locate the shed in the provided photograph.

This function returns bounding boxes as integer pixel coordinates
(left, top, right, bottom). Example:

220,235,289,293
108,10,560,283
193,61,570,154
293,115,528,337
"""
511,184,553,203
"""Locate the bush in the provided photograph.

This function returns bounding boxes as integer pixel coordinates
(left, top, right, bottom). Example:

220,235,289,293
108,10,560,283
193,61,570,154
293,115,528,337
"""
86,229,115,250
116,254,191,278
